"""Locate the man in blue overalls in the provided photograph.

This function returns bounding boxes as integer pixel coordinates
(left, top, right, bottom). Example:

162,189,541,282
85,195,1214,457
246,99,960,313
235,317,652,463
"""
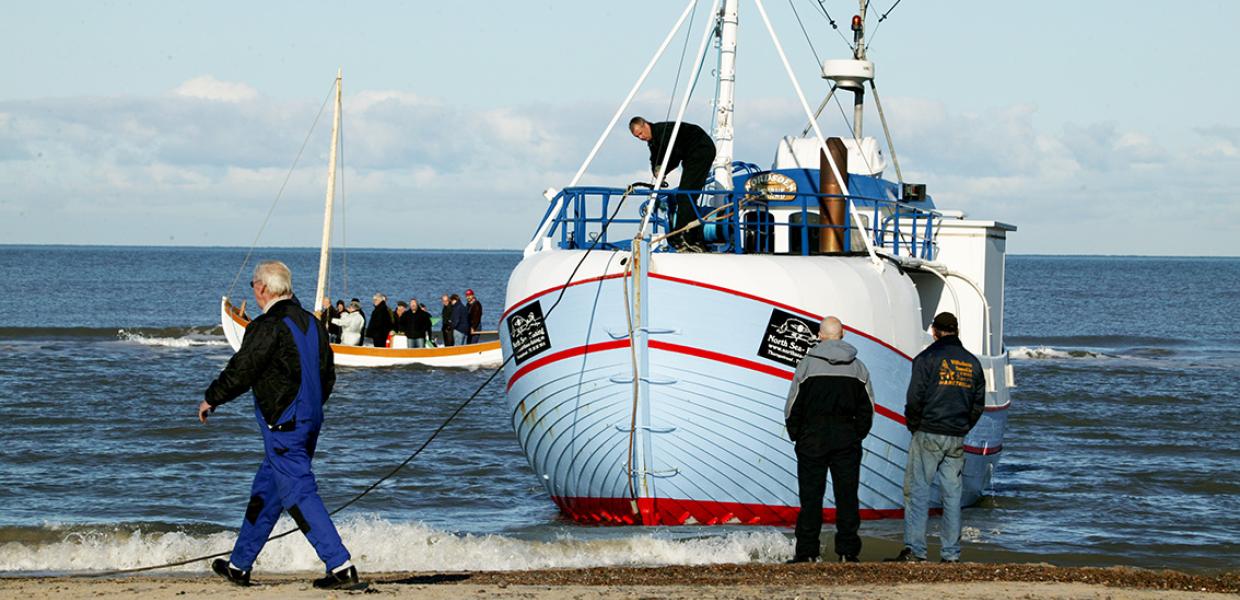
199,260,361,590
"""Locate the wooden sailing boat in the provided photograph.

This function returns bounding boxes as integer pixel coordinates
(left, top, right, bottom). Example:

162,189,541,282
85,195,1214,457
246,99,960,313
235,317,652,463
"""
220,70,502,368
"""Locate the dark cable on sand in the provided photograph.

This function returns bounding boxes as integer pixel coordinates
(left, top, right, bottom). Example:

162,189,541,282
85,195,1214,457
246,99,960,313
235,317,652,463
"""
80,185,645,578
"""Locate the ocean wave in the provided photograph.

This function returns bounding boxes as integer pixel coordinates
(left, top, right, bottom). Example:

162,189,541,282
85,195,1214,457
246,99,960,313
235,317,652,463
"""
1009,346,1110,360
116,328,228,347
0,517,794,574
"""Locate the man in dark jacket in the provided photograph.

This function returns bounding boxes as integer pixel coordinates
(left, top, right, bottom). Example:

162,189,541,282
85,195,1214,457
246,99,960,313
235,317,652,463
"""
197,260,361,590
439,294,454,347
629,116,716,251
450,293,470,346
366,293,393,348
465,289,483,344
408,298,432,348
784,316,874,563
888,312,985,563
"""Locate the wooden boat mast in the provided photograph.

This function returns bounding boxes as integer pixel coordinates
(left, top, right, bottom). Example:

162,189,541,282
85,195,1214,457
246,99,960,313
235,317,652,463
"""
314,69,342,314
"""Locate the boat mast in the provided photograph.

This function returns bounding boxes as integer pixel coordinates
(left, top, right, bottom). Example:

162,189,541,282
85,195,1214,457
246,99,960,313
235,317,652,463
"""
851,2,866,138
710,0,739,189
314,69,342,315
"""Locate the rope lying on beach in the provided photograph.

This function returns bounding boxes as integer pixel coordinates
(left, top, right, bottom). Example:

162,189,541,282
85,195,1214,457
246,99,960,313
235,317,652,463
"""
78,184,646,579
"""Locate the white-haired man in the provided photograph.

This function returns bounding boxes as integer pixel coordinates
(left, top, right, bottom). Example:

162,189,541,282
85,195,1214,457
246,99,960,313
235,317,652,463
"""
784,316,874,563
198,260,362,590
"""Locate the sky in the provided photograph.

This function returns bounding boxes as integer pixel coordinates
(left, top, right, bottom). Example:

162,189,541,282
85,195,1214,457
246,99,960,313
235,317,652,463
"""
1,1,1237,255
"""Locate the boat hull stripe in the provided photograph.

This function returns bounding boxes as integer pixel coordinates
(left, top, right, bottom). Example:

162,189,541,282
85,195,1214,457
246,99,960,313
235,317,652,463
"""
506,339,631,390
550,495,906,526
964,444,1003,456
648,273,913,361
501,273,626,320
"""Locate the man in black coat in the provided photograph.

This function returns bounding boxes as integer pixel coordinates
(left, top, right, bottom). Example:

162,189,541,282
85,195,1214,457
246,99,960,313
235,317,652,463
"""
629,116,717,251
784,316,874,563
439,294,454,347
887,312,986,564
198,260,361,590
366,293,393,348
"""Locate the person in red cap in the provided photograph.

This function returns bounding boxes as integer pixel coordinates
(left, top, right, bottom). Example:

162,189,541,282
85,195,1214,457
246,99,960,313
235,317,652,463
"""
465,289,483,344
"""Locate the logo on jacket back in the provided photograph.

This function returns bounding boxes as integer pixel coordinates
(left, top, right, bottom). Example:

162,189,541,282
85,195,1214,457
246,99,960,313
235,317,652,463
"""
938,359,975,388
758,308,820,368
507,302,551,365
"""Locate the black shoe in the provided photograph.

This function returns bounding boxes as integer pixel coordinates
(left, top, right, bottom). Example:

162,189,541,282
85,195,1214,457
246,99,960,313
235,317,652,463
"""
211,558,251,587
785,555,820,564
312,565,366,590
839,554,860,563
941,557,959,563
883,548,926,562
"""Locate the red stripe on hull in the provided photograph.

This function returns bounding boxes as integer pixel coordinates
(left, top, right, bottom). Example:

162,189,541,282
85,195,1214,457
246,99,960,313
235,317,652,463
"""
551,496,904,526
964,444,1003,456
506,339,631,390
501,273,626,321
649,272,914,361
650,339,908,426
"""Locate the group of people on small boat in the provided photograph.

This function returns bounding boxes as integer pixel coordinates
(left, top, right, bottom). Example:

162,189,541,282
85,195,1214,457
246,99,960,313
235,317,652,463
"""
322,289,483,349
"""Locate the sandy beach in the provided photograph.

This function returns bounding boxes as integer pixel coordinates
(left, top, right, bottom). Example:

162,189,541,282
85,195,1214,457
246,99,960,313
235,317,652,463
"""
3,563,1236,599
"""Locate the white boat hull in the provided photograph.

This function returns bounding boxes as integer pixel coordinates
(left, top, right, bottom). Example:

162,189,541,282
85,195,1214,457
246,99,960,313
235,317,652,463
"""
501,250,1009,525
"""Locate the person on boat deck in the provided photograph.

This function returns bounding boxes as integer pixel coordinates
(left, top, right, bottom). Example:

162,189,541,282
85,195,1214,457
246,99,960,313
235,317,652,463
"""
784,316,874,564
887,312,985,564
366,293,394,348
449,293,470,346
440,295,455,347
465,289,483,345
323,297,342,344
394,301,413,349
349,298,366,344
197,260,361,590
330,300,364,347
408,298,432,348
628,116,716,251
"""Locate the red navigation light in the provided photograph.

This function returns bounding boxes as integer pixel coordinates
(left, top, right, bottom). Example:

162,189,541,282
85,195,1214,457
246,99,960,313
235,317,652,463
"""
851,15,862,31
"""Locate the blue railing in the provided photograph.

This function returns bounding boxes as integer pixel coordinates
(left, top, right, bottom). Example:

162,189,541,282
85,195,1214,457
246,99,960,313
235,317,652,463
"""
539,184,937,260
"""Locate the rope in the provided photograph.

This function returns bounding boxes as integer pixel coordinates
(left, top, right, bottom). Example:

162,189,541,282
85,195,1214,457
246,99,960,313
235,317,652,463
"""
664,0,702,122
813,0,855,51
226,80,337,299
865,0,904,51
79,182,641,579
789,0,823,66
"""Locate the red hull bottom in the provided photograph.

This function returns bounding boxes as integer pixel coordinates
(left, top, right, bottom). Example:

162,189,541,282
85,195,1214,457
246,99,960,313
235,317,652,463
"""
552,496,905,526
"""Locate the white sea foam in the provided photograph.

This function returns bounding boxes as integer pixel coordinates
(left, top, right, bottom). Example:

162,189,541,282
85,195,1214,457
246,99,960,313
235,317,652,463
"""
1009,346,1107,360
0,517,794,573
117,329,228,348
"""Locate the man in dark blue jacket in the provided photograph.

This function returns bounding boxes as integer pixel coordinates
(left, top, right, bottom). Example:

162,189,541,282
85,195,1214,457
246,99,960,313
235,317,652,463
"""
888,312,985,563
784,316,874,563
450,293,470,346
198,260,362,590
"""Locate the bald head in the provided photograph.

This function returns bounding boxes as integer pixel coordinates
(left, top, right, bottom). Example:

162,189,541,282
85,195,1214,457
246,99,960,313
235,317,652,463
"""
819,316,843,341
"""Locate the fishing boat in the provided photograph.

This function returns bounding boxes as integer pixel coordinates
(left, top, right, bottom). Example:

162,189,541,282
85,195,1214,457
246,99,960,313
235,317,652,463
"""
219,71,502,368
501,1,1014,525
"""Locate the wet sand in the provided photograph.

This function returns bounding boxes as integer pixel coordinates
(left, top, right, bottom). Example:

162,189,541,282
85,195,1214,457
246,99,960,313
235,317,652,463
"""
3,563,1236,599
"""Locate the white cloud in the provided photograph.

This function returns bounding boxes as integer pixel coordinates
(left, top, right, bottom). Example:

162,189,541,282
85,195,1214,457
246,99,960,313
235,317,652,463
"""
0,85,1236,255
171,75,258,103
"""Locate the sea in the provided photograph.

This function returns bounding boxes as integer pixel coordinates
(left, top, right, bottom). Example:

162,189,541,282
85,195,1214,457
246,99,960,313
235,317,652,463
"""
0,246,1236,575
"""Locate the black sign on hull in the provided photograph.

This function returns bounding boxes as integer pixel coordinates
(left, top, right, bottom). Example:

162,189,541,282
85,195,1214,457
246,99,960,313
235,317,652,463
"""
508,301,552,365
757,308,820,368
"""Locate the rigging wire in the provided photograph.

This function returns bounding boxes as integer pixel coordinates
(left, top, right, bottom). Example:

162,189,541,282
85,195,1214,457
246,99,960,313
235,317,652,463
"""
82,185,643,579
664,0,702,122
226,80,336,299
337,96,349,300
789,0,823,66
865,0,904,51
813,0,855,51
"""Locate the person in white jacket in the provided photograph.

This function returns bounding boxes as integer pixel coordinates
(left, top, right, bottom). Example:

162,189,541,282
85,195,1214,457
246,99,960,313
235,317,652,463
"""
331,300,365,346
